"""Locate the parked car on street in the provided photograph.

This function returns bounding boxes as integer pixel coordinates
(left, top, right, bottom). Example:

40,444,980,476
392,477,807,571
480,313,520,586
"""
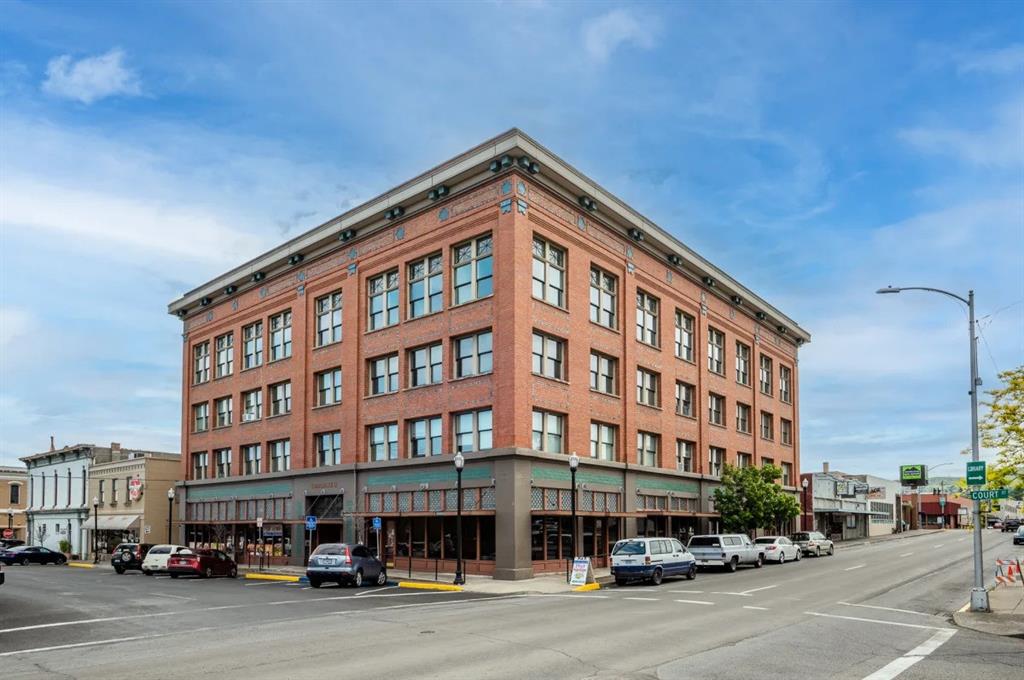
140,544,189,575
790,531,835,557
306,543,386,588
1014,526,1024,546
687,534,764,572
0,545,67,566
110,543,155,574
1001,519,1021,532
0,561,4,585
754,536,801,563
610,537,697,586
167,548,237,578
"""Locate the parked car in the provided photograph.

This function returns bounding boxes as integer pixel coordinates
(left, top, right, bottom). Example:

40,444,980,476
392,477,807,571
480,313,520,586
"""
0,539,25,550
687,534,764,572
110,543,155,574
1,561,4,585
306,543,387,588
610,537,696,586
754,536,801,563
992,521,1003,530
140,544,189,575
167,548,237,578
790,531,835,557
1014,526,1024,546
0,545,67,566
1001,519,1021,532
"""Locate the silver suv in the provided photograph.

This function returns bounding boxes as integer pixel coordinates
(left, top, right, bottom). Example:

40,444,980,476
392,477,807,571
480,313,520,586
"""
790,531,835,557
306,543,387,588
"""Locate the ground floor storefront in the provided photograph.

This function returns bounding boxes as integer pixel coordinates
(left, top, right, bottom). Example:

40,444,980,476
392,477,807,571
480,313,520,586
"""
24,510,89,557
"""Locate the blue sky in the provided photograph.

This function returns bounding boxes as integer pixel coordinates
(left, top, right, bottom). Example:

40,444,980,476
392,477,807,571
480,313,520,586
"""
1,1,1021,477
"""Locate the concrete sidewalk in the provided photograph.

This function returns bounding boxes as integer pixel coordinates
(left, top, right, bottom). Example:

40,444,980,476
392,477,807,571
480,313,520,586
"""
953,585,1024,638
836,528,945,549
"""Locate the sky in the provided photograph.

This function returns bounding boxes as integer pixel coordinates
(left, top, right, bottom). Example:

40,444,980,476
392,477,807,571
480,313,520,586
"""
1,0,1021,478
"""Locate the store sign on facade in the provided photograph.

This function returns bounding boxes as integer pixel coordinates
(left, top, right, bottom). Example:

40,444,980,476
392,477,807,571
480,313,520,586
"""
129,478,143,502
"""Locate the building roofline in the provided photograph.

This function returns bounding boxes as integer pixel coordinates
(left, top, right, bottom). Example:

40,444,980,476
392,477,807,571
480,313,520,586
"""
19,444,98,464
168,128,810,343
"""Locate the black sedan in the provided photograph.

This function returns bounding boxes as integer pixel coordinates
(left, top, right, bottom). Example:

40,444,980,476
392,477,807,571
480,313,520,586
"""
0,546,67,566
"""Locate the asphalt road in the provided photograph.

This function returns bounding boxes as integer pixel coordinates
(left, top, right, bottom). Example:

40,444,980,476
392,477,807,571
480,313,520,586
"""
1,529,1021,679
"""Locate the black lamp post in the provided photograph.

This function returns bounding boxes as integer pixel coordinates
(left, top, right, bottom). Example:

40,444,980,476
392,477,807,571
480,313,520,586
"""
7,512,11,529
801,478,810,531
92,496,99,563
167,488,175,544
453,453,465,586
569,452,579,570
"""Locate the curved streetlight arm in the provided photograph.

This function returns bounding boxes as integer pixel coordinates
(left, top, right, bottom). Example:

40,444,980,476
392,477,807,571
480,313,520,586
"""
876,286,969,307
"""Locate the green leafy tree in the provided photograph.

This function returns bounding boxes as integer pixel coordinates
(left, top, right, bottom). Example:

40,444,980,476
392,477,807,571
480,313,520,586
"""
713,464,799,534
979,366,1024,498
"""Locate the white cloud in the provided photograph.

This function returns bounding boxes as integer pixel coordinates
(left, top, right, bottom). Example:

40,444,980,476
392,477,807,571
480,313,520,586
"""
581,9,657,63
955,44,1024,75
898,97,1024,169
42,48,141,104
0,307,34,349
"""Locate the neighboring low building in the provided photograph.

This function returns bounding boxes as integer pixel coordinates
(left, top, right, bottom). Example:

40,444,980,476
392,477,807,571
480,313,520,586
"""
912,492,964,529
843,474,903,537
0,466,28,541
800,463,890,541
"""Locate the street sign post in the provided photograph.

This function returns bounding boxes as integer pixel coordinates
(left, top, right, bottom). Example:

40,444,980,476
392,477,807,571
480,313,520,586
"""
372,516,382,562
966,461,986,486
305,515,318,531
967,488,1008,501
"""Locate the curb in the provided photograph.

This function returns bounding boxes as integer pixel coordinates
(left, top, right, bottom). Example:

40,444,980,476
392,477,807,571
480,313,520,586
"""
66,562,95,569
573,583,601,592
397,580,463,592
244,572,301,582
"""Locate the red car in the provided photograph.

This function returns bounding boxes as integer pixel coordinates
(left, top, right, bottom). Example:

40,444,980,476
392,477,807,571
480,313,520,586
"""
167,549,237,579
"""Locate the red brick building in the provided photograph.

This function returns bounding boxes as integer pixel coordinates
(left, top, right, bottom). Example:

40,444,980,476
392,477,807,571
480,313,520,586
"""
169,130,810,578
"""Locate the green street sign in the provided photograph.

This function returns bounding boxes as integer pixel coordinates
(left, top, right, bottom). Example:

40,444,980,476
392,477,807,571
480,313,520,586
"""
900,465,927,485
966,461,986,486
966,488,1008,501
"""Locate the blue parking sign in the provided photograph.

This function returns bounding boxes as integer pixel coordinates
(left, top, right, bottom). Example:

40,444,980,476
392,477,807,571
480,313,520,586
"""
372,516,382,531
305,515,317,531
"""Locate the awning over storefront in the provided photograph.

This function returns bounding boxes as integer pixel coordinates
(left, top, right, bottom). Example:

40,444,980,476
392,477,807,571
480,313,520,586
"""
94,514,140,531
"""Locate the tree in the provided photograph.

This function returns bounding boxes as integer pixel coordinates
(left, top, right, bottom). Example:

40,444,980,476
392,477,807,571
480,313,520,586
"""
979,366,1024,496
713,464,799,535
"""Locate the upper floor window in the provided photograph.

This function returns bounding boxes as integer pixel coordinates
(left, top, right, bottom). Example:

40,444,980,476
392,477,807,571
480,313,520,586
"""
242,444,261,475
590,422,616,461
316,368,342,406
737,452,753,469
408,254,443,318
9,483,20,505
675,381,694,417
454,408,492,453
241,389,262,422
589,267,617,329
269,439,291,472
243,322,263,369
760,355,773,395
709,446,725,477
761,411,774,440
707,327,725,375
736,402,751,434
193,342,210,384
531,331,566,380
454,330,492,378
409,417,442,457
636,367,660,408
192,452,208,481
215,396,233,428
676,440,694,472
215,333,233,378
315,292,343,346
531,409,564,453
193,402,209,433
269,381,292,416
736,342,750,385
675,311,694,362
316,431,342,466
781,462,793,486
269,311,292,361
368,270,399,330
215,448,231,478
368,423,399,461
453,234,493,305
780,365,792,403
781,418,793,445
589,351,618,395
368,354,399,395
708,393,725,426
636,291,659,346
637,431,660,467
409,343,442,387
531,236,566,307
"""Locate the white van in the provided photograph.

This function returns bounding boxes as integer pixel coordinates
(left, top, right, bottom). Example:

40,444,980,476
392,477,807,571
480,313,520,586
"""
610,537,697,586
141,544,189,575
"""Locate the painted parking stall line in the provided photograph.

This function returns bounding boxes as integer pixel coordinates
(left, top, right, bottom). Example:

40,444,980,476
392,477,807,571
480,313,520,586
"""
844,564,866,571
861,629,956,680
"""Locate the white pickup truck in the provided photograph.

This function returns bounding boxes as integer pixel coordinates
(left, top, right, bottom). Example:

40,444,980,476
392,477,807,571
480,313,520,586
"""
686,534,764,572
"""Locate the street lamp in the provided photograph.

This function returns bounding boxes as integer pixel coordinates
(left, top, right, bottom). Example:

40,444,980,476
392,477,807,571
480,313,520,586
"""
167,488,175,544
801,478,810,531
568,452,580,580
877,284,987,612
453,453,465,586
92,496,99,564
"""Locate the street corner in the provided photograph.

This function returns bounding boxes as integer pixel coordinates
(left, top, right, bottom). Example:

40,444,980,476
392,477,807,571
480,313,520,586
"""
397,580,464,592
953,585,1024,638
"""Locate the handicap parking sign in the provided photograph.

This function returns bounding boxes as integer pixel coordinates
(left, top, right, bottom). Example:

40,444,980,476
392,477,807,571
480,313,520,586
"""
372,516,382,531
305,515,317,531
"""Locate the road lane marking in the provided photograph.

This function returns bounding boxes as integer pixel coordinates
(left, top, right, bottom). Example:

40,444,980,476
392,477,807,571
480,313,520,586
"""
711,592,751,597
899,553,913,557
148,592,194,601
0,626,218,658
861,629,956,680
354,586,396,597
623,597,659,601
836,602,932,617
804,612,947,630
675,599,714,605
740,585,777,595
743,605,769,611
844,564,866,571
933,544,944,549
957,538,965,542
669,590,705,594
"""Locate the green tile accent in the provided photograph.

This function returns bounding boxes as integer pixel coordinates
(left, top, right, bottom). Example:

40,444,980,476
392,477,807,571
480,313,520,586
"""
186,481,292,500
636,476,700,494
364,464,493,487
533,466,621,486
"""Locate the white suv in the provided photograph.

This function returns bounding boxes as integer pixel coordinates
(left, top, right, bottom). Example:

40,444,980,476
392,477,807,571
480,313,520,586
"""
611,537,697,586
141,544,189,575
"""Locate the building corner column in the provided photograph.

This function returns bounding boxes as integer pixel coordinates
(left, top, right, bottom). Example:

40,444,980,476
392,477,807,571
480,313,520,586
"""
492,454,533,580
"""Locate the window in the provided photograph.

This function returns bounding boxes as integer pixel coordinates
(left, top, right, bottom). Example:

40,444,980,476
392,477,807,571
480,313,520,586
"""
454,409,492,453
737,452,753,469
635,291,659,346
193,402,209,432
368,270,399,330
316,368,342,406
589,267,617,328
590,422,616,460
760,355,773,395
531,236,566,307
452,234,493,304
675,311,694,361
531,332,566,380
761,411,774,440
315,291,343,346
781,418,793,445
9,484,20,505
781,462,793,486
736,342,750,385
215,448,231,478
736,402,751,434
193,342,210,384
215,396,232,428
316,432,342,466
368,354,399,395
637,431,660,467
636,368,660,407
762,457,774,469
269,311,292,361
780,365,792,403
707,327,725,375
708,393,725,426
676,440,694,472
675,381,694,417
454,330,493,378
269,381,292,416
531,410,565,453
98,479,105,503
409,343,442,387
112,478,118,503
369,423,399,461
269,440,291,472
241,389,262,422
243,322,263,369
215,333,233,378
191,452,208,480
709,446,725,476
408,254,443,318
242,444,261,475
589,351,617,395
409,417,442,457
